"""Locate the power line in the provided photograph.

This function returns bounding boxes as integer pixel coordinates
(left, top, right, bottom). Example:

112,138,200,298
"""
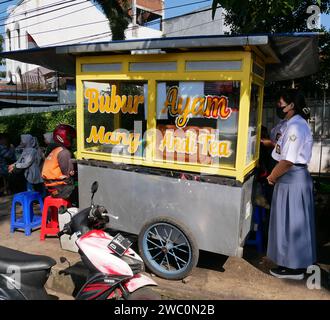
3,0,211,42
50,31,111,46
79,8,223,45
44,4,220,47
2,0,220,46
8,18,108,40
5,2,94,34
4,0,210,30
0,0,71,19
164,17,224,36
0,0,81,22
0,0,18,5
0,0,36,18
1,0,89,27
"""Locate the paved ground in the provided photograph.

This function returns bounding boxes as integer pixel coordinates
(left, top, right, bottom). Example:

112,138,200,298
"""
0,195,329,300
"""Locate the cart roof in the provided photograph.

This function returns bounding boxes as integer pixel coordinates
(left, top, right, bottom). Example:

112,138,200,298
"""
0,33,319,81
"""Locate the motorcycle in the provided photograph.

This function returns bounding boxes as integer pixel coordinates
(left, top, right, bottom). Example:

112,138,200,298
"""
0,181,160,300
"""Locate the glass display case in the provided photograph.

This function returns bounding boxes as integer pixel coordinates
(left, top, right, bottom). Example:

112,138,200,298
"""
78,51,264,182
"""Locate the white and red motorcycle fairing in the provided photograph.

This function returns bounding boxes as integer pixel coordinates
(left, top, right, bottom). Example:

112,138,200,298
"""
76,230,157,293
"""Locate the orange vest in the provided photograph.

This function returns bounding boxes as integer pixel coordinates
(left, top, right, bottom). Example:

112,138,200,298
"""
42,147,68,187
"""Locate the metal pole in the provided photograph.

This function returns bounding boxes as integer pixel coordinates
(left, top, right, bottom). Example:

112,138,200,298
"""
318,89,326,177
132,0,137,37
13,74,17,104
26,79,29,104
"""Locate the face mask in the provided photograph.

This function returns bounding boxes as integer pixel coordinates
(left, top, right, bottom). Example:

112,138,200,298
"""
276,106,287,119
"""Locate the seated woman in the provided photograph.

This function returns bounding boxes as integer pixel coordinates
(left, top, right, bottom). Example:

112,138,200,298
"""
8,134,44,193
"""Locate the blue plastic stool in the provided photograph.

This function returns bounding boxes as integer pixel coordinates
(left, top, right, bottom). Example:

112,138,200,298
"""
246,206,266,253
10,191,44,236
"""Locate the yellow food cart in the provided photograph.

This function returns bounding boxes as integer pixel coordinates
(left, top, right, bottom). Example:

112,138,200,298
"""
2,33,319,280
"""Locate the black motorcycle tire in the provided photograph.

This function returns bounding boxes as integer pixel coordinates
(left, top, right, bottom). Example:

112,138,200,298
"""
126,287,161,300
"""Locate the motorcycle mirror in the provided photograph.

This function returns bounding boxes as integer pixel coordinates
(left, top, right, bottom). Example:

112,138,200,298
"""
91,181,98,195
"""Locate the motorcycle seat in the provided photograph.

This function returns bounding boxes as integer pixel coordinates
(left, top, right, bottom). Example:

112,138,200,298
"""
0,246,56,274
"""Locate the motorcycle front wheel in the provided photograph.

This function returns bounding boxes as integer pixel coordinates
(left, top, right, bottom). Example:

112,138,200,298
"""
127,287,161,300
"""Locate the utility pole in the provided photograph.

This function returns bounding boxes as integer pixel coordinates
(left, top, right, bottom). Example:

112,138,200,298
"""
318,87,327,177
132,0,138,37
160,0,165,32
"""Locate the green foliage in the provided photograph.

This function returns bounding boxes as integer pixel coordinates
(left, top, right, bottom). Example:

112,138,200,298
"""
93,0,131,40
212,0,330,33
0,108,76,146
0,35,4,66
212,1,330,95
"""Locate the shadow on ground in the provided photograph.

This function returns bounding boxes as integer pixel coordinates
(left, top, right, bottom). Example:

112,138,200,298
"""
242,239,330,290
197,251,227,272
59,261,88,297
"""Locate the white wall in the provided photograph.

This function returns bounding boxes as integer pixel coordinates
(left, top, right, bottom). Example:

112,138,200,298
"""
59,89,76,104
5,0,163,82
163,6,230,37
309,141,330,174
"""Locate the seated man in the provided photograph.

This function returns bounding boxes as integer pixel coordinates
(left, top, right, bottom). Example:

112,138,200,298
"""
42,124,78,206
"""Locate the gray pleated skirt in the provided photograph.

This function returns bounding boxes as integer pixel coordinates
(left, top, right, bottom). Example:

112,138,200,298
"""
267,165,316,269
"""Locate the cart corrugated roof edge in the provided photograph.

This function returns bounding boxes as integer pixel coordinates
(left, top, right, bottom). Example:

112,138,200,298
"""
0,33,320,81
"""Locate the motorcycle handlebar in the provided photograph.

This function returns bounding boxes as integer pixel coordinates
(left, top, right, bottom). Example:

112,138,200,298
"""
58,222,72,237
109,213,119,220
58,205,118,238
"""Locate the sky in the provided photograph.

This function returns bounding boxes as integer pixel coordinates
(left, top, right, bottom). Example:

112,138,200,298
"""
0,0,329,36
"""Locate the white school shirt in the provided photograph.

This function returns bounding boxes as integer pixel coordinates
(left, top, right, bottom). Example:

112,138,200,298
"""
271,115,313,164
270,119,287,143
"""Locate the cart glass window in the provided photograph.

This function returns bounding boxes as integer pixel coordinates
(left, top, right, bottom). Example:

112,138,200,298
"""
83,80,148,158
246,84,261,164
155,81,240,168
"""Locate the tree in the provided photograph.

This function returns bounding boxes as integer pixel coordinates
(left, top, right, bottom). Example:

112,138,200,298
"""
92,0,131,40
212,1,330,97
212,0,330,34
0,35,5,66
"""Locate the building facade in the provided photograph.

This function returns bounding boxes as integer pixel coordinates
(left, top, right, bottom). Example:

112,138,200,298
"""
163,5,230,37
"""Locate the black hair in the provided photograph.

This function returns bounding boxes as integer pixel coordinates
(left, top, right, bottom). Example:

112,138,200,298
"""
276,89,310,120
0,133,8,141
261,125,270,139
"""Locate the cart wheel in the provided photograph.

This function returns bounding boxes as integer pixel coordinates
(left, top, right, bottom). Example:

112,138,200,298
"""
138,217,199,280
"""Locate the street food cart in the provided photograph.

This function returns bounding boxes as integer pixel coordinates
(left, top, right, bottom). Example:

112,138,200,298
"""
1,33,319,280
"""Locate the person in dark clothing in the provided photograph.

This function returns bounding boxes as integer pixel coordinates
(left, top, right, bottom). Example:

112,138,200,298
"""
8,134,44,193
0,134,16,194
0,133,16,176
41,124,78,206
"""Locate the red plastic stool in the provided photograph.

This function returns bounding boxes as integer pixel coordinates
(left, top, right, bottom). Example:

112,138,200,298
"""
40,196,71,241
